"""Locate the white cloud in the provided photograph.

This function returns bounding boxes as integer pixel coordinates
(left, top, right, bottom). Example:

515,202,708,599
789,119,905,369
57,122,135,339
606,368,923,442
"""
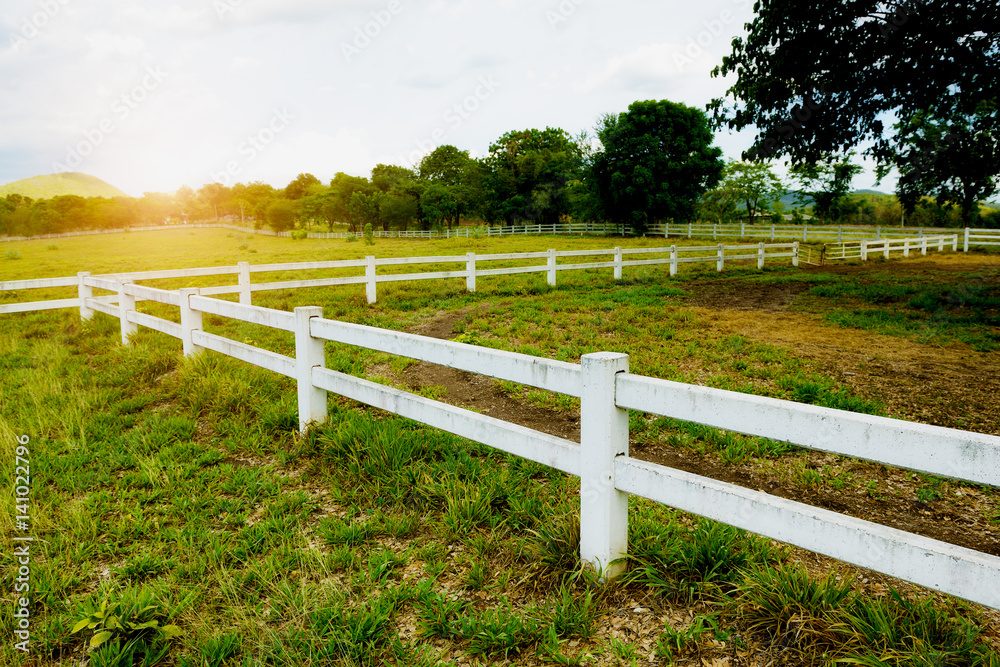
575,43,678,94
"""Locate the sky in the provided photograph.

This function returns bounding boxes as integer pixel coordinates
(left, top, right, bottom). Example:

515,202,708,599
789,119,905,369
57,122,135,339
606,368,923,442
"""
0,0,895,197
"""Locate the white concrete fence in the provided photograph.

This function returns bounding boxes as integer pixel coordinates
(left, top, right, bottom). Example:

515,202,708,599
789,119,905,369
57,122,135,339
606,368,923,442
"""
3,220,999,249
823,234,958,262
0,242,801,315
6,273,998,609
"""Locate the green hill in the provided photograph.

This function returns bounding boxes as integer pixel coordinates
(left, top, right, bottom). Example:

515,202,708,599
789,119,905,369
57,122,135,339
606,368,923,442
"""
0,173,127,199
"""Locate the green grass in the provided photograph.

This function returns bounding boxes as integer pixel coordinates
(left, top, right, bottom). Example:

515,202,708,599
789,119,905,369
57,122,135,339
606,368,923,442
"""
805,272,1000,351
1,230,998,665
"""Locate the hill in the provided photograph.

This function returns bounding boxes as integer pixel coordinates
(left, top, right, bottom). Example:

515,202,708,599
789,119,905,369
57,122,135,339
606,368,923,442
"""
0,173,127,199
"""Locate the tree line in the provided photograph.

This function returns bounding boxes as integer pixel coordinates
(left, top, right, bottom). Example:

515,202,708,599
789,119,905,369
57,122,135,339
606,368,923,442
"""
3,87,998,238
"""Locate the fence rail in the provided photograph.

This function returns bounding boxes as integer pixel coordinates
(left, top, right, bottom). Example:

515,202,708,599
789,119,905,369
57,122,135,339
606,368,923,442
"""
6,270,999,609
3,220,999,249
0,242,803,315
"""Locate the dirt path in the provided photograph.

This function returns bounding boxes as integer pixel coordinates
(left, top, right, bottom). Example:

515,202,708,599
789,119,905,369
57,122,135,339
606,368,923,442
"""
397,284,1000,563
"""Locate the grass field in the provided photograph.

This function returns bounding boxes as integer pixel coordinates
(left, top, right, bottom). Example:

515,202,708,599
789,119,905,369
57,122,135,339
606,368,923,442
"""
2,229,999,666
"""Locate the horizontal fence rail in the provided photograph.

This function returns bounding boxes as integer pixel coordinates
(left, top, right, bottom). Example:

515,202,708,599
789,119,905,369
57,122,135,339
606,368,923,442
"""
3,220,999,249
5,262,1000,609
0,242,806,314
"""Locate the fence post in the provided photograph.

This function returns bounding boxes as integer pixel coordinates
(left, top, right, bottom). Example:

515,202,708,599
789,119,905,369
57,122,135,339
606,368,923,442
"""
365,255,377,304
792,242,800,267
740,222,745,238
669,245,678,276
77,272,94,321
614,247,623,280
295,306,327,433
238,261,251,305
179,288,204,357
713,224,718,240
938,236,945,252
770,224,775,242
964,228,970,252
903,239,910,258
664,222,669,238
803,225,808,242
919,227,924,238
921,237,927,256
118,280,137,345
580,352,630,579
717,244,725,272
688,223,692,239
876,226,881,241
547,249,557,286
466,252,476,293
883,240,890,260
861,240,868,261
758,242,765,270
838,226,843,243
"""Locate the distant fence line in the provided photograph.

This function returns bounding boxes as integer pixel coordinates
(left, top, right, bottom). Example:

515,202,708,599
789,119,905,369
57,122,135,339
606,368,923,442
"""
1,242,806,315
1,235,963,316
2,220,998,250
2,249,999,609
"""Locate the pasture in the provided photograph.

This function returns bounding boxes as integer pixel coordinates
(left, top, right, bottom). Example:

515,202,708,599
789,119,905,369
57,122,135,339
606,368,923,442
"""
1,228,999,666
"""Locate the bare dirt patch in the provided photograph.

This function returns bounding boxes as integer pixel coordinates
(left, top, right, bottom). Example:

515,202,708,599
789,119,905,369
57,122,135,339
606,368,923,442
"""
689,308,1000,435
402,308,580,441
390,258,1000,593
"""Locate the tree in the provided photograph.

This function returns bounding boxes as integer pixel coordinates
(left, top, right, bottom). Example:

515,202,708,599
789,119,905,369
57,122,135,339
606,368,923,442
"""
697,186,740,224
284,173,321,200
137,192,175,225
175,185,199,221
418,147,482,227
419,146,472,185
419,183,457,228
887,108,1000,225
593,100,724,233
347,191,384,232
481,128,582,225
199,183,230,220
790,157,863,223
265,199,297,232
235,182,279,227
371,164,416,193
299,187,339,231
380,189,419,231
329,173,374,232
708,0,999,191
715,161,784,224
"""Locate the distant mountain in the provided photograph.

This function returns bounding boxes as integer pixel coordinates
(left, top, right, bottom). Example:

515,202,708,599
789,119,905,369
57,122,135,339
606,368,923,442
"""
779,189,892,209
779,192,809,208
0,173,127,199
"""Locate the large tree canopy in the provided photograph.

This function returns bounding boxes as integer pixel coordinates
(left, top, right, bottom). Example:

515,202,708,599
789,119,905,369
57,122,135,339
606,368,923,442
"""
480,128,582,225
708,0,1000,172
593,99,723,233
